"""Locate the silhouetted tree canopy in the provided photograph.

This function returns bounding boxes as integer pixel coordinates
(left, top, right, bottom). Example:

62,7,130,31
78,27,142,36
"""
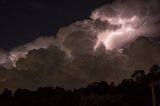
0,64,160,106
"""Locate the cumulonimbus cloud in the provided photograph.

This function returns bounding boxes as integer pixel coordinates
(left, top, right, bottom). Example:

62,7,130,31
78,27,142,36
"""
0,0,160,90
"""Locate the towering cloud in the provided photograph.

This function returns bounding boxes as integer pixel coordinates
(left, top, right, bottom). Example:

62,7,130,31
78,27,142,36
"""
91,0,160,49
4,0,160,65
0,0,160,90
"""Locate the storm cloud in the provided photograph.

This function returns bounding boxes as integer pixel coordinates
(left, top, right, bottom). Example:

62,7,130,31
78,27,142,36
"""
0,37,160,90
0,0,160,90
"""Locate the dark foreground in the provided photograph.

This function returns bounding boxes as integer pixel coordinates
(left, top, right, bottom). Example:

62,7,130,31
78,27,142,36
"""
0,65,160,106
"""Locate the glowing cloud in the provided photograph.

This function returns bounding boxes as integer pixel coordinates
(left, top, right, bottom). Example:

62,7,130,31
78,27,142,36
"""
92,0,160,50
0,0,160,90
94,16,138,49
0,0,160,68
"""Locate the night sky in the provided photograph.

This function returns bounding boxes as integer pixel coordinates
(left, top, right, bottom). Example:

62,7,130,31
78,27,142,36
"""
0,0,160,90
0,0,114,51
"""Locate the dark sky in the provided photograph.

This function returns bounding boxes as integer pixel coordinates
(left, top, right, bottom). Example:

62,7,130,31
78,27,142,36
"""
0,0,114,51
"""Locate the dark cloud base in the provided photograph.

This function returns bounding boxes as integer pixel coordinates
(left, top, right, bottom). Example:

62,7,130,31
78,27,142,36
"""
0,37,160,91
0,0,160,90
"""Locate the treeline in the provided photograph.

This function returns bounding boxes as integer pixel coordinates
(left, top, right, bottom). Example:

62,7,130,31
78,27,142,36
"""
0,64,160,106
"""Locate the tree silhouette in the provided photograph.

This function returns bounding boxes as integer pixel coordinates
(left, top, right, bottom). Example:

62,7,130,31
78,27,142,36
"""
0,64,160,106
131,70,145,82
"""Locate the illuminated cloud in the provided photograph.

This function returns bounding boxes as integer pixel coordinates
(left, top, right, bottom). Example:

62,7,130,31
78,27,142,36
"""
0,0,160,90
91,0,160,50
3,0,160,65
0,37,160,90
0,50,13,68
9,36,57,66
